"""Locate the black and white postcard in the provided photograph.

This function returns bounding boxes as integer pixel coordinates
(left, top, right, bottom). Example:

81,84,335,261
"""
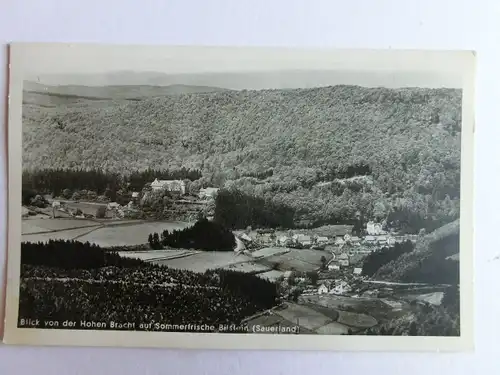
3,44,475,351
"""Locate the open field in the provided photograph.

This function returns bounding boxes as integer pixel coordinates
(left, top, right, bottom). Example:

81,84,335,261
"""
251,247,290,258
21,218,191,247
273,303,332,331
337,310,378,328
22,218,99,233
221,261,271,274
22,226,100,243
258,270,285,281
261,249,331,272
117,249,196,262
300,294,409,322
74,221,190,247
152,251,271,273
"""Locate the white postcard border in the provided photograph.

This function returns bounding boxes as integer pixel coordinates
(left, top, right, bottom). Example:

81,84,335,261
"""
3,44,476,351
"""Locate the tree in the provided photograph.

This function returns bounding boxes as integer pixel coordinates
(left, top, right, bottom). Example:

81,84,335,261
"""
62,189,72,199
307,271,319,286
320,256,327,270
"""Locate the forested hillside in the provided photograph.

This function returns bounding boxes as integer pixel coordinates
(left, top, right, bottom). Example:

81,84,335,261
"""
374,219,460,284
23,85,462,231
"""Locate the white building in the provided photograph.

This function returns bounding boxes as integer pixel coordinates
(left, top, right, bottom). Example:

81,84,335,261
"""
107,202,121,210
328,264,340,271
318,284,329,294
52,201,61,208
366,221,384,235
276,235,289,246
353,267,363,275
293,234,312,247
330,280,351,295
316,236,329,244
151,179,186,195
131,192,139,198
338,253,349,267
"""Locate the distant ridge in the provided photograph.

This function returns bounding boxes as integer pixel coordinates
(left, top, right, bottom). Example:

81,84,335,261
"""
23,81,229,101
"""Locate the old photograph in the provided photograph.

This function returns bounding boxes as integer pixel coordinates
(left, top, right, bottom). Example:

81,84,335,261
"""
3,44,475,350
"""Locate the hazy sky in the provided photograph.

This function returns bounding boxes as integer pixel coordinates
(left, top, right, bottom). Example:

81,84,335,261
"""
26,70,463,90
17,44,468,89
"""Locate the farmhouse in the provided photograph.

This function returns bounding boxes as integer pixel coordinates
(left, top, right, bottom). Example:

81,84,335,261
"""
198,187,219,199
151,179,186,195
276,235,289,247
330,280,351,295
107,202,121,210
315,236,329,245
338,253,349,267
293,234,312,247
366,221,384,235
318,284,329,295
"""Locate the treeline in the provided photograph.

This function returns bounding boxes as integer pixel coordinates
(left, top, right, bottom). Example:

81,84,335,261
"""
386,207,454,234
22,167,202,198
361,240,415,277
214,189,296,229
21,240,144,269
148,218,236,251
207,269,278,309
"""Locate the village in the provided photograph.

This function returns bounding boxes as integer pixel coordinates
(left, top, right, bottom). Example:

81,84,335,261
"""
235,221,421,300
23,177,438,316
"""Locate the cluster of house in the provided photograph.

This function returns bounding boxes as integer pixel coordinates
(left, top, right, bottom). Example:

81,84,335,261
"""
301,278,360,296
249,221,417,250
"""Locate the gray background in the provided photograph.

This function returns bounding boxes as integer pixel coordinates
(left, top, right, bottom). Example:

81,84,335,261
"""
1,0,499,373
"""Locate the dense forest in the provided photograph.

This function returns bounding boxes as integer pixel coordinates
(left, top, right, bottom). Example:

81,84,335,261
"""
23,85,462,232
22,168,201,197
19,240,279,328
361,240,415,277
148,218,236,251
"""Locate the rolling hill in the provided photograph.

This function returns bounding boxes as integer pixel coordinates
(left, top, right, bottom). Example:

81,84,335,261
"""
23,81,228,102
22,84,462,229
